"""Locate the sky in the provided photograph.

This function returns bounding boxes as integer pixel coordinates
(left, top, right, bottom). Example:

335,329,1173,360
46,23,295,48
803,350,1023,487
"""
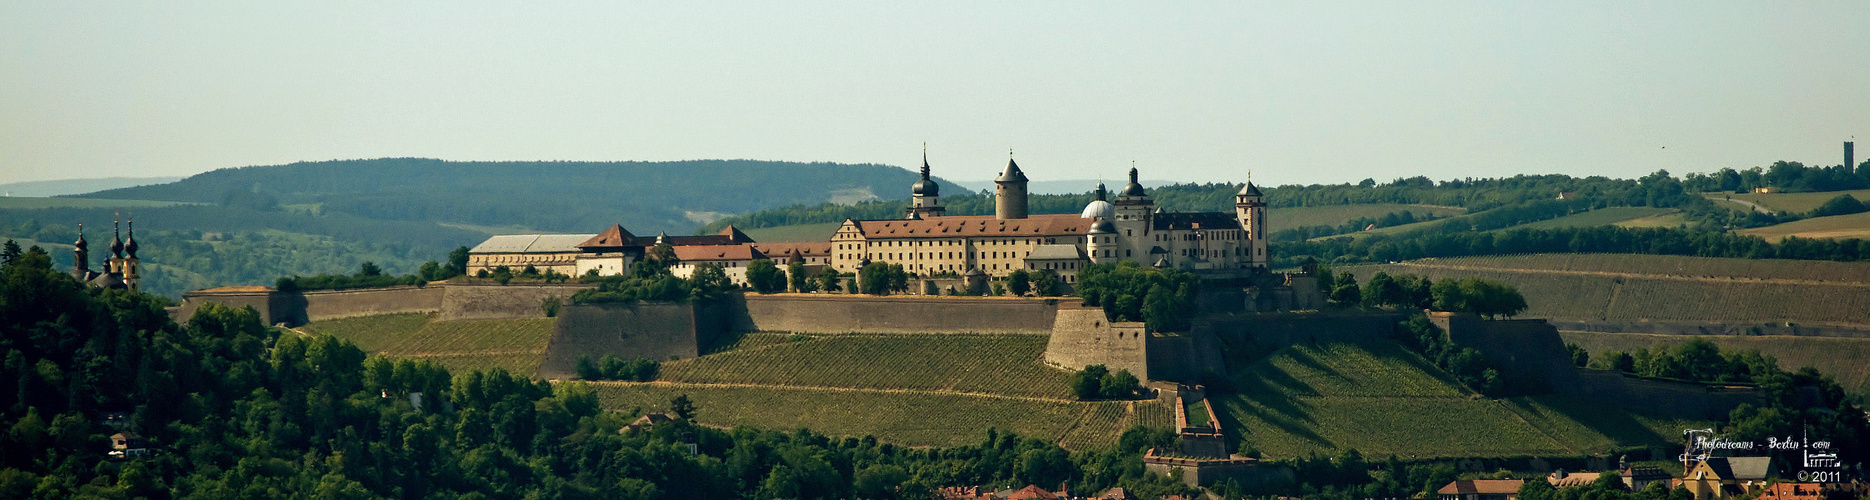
2,2,1866,187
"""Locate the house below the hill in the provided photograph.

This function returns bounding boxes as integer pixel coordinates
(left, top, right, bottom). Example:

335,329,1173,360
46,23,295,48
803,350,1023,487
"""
1438,479,1526,500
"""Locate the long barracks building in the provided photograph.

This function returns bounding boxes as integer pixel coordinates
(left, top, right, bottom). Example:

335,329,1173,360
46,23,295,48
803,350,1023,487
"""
465,152,1269,286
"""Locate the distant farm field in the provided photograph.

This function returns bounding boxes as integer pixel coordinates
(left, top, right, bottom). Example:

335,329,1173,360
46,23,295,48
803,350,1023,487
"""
0,196,193,209
1558,331,1870,398
1214,340,1691,458
303,313,557,376
740,222,841,242
1711,189,1870,214
1737,212,1870,242
1501,207,1678,231
658,334,1074,399
1342,254,1870,325
592,382,1170,450
1270,204,1466,234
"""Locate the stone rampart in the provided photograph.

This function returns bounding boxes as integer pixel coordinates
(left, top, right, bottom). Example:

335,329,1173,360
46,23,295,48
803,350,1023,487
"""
1568,369,1763,419
728,294,1058,334
439,283,593,321
1430,313,1579,394
1549,319,1870,338
176,285,443,326
173,289,282,325
536,301,728,379
1193,311,1401,347
1044,307,1149,378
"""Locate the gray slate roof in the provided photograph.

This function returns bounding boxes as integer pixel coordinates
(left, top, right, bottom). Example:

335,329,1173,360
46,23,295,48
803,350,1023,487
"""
470,234,598,254
1026,244,1087,261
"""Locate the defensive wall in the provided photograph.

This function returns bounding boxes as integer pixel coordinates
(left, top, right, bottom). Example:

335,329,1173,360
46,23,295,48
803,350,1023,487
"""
1549,319,1870,339
534,301,729,379
725,294,1059,334
1044,307,1149,378
438,283,592,321
1193,311,1402,347
1429,312,1763,419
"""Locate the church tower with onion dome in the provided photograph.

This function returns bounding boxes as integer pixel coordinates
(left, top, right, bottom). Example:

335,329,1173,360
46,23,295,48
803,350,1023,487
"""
905,146,946,219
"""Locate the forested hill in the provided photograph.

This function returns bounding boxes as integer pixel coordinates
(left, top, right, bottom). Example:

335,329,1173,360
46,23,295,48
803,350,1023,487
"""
84,158,958,234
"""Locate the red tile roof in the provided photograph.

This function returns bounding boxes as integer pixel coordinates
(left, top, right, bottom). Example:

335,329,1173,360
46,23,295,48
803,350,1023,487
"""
578,225,639,249
750,242,832,258
671,244,761,262
853,214,1093,238
1439,480,1526,495
1004,485,1062,500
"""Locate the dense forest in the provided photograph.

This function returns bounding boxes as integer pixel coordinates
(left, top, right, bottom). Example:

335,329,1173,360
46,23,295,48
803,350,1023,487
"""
83,158,953,234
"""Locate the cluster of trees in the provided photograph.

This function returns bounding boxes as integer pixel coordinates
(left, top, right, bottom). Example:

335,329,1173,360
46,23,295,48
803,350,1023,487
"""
276,247,472,291
1590,338,1789,385
1075,262,1199,332
1068,365,1142,401
574,356,660,382
1517,470,1695,500
1392,316,1506,396
1279,224,1870,269
571,246,736,304
857,262,911,295
743,259,788,293
1320,270,1526,318
1682,160,1870,193
0,239,1216,499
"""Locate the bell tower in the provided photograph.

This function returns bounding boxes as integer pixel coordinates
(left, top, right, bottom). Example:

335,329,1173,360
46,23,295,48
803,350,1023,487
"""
1235,182,1267,269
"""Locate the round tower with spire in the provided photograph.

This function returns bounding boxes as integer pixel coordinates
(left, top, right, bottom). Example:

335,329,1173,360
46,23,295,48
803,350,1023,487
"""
994,152,1029,220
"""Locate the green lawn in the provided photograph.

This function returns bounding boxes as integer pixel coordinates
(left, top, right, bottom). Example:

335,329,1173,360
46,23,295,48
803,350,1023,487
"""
1501,207,1678,231
658,333,1074,399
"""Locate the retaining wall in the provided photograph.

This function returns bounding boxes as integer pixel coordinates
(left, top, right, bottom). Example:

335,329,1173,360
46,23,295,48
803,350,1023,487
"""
176,285,443,326
1044,307,1149,378
1193,311,1402,347
536,302,728,379
439,283,593,321
1430,313,1579,395
728,294,1059,334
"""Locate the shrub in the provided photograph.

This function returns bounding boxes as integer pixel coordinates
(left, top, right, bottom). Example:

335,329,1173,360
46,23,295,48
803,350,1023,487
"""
1071,365,1109,400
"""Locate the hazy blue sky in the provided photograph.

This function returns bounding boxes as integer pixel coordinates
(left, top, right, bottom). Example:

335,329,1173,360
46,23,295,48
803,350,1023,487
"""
3,2,1865,187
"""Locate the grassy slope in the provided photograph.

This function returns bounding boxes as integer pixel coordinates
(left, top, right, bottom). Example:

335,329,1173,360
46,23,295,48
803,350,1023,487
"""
1215,340,1694,458
1270,204,1466,234
1558,331,1870,398
1711,189,1870,214
1342,254,1870,325
302,313,557,376
0,197,194,209
1737,211,1870,242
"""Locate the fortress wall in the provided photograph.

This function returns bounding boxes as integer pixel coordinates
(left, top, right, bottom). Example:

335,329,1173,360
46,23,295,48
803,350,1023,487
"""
1146,335,1225,383
537,302,720,379
1044,308,1149,379
1567,369,1762,420
299,286,444,323
1194,311,1401,347
439,283,593,321
1550,320,1870,338
728,294,1058,334
1432,314,1579,394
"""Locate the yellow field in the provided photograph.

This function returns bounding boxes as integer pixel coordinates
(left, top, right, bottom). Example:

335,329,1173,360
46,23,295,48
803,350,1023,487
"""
1711,189,1870,214
302,313,558,376
1558,331,1870,397
1501,207,1679,231
1271,203,1466,234
1737,211,1870,242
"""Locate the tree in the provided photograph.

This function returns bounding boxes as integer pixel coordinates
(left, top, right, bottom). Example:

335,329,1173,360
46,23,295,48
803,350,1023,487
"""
816,268,842,292
788,259,815,292
1329,271,1361,306
1100,370,1139,400
447,245,471,277
1071,365,1109,400
1361,271,1404,307
688,263,731,301
1565,343,1589,367
990,282,1006,296
1033,270,1061,297
417,260,443,282
0,240,20,265
359,261,383,277
859,262,892,295
745,259,784,294
670,394,697,421
1006,269,1031,296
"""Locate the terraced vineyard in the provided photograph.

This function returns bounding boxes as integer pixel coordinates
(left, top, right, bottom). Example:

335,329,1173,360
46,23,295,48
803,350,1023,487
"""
1343,254,1870,325
303,313,557,376
1498,207,1677,231
1213,340,1693,458
657,334,1074,399
593,382,1166,450
1559,331,1870,397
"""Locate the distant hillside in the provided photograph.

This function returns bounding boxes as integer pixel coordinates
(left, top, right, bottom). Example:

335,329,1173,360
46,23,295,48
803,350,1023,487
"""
0,176,181,197
84,158,958,234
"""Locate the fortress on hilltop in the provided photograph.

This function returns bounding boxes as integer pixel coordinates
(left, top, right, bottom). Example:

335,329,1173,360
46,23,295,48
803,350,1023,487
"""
463,151,1271,287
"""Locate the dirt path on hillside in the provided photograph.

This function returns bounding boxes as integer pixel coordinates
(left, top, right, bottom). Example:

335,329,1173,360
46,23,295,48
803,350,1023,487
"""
1387,262,1870,288
586,380,1080,404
